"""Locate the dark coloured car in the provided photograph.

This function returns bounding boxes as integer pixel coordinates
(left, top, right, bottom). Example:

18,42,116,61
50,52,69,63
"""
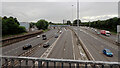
55,35,58,38
42,35,47,40
103,49,113,57
43,42,50,48
23,44,32,50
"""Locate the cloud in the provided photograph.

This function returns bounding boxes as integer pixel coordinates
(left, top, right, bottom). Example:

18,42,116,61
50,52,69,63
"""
81,15,118,22
1,0,120,2
1,2,118,23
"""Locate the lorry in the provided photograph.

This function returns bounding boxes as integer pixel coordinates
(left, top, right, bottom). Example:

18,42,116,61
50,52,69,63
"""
100,30,111,36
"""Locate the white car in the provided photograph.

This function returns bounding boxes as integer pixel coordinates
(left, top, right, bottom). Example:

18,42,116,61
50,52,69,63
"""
94,29,97,32
37,35,40,38
59,31,62,34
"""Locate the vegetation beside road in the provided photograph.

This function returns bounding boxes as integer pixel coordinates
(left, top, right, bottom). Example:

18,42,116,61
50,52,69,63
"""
81,17,120,33
36,19,49,30
2,16,26,36
2,16,50,38
49,19,81,26
43,29,50,32
3,32,27,39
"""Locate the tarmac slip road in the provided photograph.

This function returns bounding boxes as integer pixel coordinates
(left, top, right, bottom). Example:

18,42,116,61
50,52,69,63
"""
72,27,118,62
2,29,58,56
81,26,117,44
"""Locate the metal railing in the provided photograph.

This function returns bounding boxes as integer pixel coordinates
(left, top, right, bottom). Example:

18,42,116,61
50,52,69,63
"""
0,55,120,68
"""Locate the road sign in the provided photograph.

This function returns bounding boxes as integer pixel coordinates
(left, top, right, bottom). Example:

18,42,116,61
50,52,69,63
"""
117,25,120,33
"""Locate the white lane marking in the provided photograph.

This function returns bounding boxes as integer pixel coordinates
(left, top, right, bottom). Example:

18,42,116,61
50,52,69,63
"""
64,28,66,31
64,48,66,51
71,30,77,68
82,30,98,40
80,29,118,50
4,30,56,54
4,38,40,54
71,31,76,60
78,46,85,57
35,31,64,66
74,31,95,61
77,28,101,68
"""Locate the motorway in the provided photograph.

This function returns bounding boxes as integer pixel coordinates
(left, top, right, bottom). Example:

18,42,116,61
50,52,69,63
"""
16,27,88,67
2,29,59,56
81,26,117,44
72,26,118,62
1,26,119,67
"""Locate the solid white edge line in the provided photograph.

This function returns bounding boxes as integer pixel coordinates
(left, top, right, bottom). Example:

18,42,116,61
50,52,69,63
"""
70,30,77,68
74,31,95,61
34,30,64,66
71,31,76,60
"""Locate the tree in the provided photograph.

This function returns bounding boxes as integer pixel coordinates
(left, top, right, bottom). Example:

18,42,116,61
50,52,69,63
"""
67,20,72,25
73,19,81,26
83,17,120,33
49,22,53,24
14,18,20,25
36,19,49,30
29,22,36,28
2,16,26,35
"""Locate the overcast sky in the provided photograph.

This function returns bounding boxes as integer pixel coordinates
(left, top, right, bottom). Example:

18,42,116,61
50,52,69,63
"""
1,0,119,23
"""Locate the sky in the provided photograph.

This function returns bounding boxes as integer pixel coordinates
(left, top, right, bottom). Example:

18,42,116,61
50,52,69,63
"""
1,0,120,23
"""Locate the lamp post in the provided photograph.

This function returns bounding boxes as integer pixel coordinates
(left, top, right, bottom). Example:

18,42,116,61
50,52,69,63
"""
72,5,74,26
77,0,79,27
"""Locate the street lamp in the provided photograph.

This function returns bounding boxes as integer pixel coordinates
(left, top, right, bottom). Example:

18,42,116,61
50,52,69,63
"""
77,0,79,27
72,5,74,26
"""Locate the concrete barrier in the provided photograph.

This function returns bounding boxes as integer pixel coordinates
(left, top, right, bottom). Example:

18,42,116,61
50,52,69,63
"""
2,30,43,47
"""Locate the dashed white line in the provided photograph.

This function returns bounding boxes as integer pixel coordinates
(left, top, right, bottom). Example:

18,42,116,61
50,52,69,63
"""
75,31,95,61
71,31,76,60
35,31,64,66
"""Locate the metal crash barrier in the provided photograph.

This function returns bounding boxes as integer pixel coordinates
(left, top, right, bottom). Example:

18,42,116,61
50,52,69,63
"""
0,56,120,68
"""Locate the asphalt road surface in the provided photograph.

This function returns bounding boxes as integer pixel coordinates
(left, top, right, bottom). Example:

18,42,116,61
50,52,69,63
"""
2,29,58,56
1,26,119,67
81,26,117,44
72,26,118,62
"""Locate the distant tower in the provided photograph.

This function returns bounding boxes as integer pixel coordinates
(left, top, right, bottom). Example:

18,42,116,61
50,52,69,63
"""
63,19,65,24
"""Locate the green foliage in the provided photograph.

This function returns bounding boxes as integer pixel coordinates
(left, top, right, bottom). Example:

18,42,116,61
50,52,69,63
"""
29,22,36,28
49,22,53,25
2,16,26,35
81,17,120,33
17,26,26,33
73,19,81,26
67,20,72,25
36,19,49,30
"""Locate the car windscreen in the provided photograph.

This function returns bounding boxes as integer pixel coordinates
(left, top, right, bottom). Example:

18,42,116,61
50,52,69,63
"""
106,49,111,53
42,35,46,37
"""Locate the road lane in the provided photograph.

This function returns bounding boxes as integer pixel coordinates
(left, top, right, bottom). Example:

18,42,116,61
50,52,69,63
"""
72,27,118,62
18,28,64,67
2,29,58,56
48,29,73,60
81,26,117,44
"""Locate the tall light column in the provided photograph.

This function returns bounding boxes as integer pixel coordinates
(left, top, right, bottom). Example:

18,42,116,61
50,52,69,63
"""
72,5,74,26
77,0,79,27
